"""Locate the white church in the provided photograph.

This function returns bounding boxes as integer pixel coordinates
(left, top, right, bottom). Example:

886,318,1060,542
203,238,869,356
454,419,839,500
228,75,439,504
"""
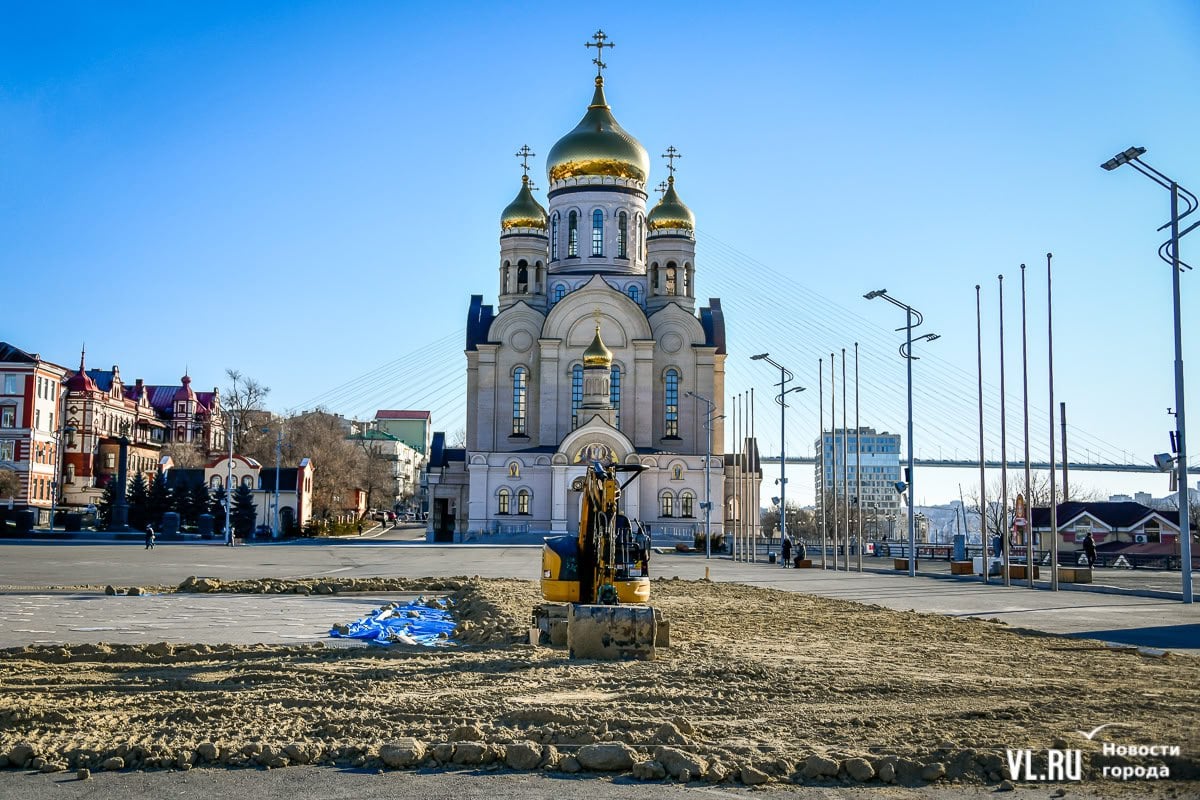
425,34,760,542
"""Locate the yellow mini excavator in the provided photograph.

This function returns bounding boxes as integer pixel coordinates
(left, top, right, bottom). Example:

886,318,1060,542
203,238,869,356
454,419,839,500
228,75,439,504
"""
531,461,668,660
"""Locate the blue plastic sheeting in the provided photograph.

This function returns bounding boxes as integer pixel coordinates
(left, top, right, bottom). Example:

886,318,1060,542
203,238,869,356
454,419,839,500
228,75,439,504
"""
329,596,457,647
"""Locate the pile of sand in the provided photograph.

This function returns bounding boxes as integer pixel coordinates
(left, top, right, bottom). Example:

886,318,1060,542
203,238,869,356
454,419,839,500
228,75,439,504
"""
0,578,1195,789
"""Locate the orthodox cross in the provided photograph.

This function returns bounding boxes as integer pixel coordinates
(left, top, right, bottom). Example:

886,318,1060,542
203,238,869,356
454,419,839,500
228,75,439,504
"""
515,144,535,179
585,30,615,77
662,146,681,178
656,181,668,196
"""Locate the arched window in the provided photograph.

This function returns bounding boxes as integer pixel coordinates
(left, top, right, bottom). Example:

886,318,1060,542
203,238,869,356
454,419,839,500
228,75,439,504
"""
550,213,559,260
681,491,695,518
553,284,566,302
517,260,529,293
571,364,583,429
497,488,510,515
651,263,659,290
682,265,691,297
512,367,528,436
665,261,677,295
627,284,640,304
502,261,510,293
637,214,644,259
517,489,531,515
568,211,578,257
610,365,621,429
660,492,674,518
617,211,627,258
592,209,604,256
664,369,680,437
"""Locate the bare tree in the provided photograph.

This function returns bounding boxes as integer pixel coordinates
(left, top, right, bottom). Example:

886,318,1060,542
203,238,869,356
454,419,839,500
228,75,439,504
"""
224,369,271,451
284,410,359,521
161,440,205,468
353,436,398,515
448,427,467,448
0,468,18,500
967,471,1104,538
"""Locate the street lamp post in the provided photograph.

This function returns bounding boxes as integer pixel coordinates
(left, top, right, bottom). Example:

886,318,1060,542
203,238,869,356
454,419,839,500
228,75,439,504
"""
1103,146,1196,603
750,354,804,550
686,391,720,559
48,424,77,532
864,289,939,578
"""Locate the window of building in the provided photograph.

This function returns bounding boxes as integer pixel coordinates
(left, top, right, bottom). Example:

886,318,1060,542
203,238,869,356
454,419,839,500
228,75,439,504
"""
0,440,13,461
106,453,116,469
681,491,695,518
497,488,510,515
637,214,644,260
1144,521,1161,543
617,211,627,258
660,492,674,518
0,406,13,428
512,367,528,436
553,284,566,302
568,211,578,257
517,260,529,292
517,489,530,515
664,369,680,437
610,366,621,429
665,262,677,295
592,209,603,256
2,375,17,394
627,285,640,304
550,213,559,260
34,410,40,430
571,364,583,429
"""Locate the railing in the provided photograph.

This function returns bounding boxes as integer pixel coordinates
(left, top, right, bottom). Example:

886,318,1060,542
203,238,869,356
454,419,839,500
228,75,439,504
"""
648,523,699,544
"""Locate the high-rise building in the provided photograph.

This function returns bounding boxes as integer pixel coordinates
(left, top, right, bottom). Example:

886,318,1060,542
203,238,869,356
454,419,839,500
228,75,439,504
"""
814,427,902,539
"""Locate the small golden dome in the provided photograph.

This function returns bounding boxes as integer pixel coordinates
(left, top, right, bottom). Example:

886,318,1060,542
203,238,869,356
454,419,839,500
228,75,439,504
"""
500,176,548,230
582,324,613,368
647,176,695,231
546,78,650,184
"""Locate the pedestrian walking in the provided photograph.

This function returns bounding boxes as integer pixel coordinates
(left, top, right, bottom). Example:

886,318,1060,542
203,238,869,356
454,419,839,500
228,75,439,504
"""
781,533,792,568
1082,532,1098,570
144,524,155,550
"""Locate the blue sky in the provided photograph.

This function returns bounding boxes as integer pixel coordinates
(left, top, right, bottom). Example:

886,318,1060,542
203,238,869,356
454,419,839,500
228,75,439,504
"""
3,1,1198,504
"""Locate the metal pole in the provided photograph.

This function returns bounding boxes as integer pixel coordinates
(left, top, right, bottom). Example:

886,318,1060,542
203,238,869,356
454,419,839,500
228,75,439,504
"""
819,358,826,568
49,429,60,533
841,348,849,570
999,274,1010,586
1021,263,1034,589
1060,403,1070,501
976,285,988,584
831,352,839,571
1047,253,1059,590
906,308,916,578
733,394,740,562
225,415,235,546
704,403,712,559
1169,182,1193,603
273,427,282,539
750,387,756,563
778,367,787,553
855,342,862,571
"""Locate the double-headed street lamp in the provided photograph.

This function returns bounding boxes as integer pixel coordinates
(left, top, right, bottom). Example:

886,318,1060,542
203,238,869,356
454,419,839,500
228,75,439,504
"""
48,423,77,533
1103,146,1196,604
750,354,805,546
864,290,938,578
686,391,722,559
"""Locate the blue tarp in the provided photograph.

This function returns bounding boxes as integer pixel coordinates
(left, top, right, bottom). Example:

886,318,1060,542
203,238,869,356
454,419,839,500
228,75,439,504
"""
329,597,457,647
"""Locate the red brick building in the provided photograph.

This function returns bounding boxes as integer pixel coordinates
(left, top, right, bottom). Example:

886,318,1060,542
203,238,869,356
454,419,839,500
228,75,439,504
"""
0,342,71,519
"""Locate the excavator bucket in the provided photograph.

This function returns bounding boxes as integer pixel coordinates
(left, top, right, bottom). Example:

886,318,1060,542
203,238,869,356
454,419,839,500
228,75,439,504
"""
567,603,659,661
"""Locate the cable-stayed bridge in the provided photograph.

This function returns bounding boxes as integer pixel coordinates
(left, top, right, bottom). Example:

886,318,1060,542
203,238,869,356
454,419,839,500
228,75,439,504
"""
759,456,1199,475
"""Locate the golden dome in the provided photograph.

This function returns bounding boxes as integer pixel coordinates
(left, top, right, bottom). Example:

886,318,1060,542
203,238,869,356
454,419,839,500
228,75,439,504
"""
546,78,650,184
647,176,695,231
582,324,613,368
500,176,548,230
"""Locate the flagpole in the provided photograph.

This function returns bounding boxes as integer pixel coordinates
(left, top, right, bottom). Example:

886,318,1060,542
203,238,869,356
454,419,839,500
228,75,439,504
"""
999,273,1011,586
976,284,988,584
1021,263,1034,588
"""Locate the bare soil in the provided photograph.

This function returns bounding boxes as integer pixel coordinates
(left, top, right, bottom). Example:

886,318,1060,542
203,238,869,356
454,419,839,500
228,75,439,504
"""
0,577,1195,790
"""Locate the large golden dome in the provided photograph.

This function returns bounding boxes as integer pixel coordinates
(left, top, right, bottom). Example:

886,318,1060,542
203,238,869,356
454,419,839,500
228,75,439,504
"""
647,176,695,231
546,78,650,184
500,176,548,230
582,324,613,368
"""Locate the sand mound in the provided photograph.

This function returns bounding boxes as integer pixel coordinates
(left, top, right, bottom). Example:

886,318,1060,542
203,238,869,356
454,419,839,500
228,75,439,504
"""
0,578,1195,789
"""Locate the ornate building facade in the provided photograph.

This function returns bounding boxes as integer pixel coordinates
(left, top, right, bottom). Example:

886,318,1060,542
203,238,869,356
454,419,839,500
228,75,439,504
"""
427,37,759,540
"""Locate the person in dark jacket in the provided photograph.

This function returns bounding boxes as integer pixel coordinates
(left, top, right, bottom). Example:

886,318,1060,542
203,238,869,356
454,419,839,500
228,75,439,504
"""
144,524,155,550
1082,532,1098,569
781,534,792,568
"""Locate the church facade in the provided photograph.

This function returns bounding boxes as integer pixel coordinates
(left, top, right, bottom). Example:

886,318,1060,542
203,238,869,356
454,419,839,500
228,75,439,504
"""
427,41,758,541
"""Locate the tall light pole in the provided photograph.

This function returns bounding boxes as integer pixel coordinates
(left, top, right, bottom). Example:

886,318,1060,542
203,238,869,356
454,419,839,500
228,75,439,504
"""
864,289,938,578
686,391,720,559
1103,146,1196,603
750,354,804,548
225,412,235,546
48,423,76,532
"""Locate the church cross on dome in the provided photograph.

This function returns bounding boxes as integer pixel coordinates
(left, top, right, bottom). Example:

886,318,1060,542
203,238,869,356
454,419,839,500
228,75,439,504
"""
656,181,668,196
585,29,615,78
514,144,535,179
662,145,681,178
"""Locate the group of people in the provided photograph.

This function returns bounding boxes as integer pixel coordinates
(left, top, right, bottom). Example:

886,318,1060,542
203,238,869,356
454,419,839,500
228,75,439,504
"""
779,534,806,567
